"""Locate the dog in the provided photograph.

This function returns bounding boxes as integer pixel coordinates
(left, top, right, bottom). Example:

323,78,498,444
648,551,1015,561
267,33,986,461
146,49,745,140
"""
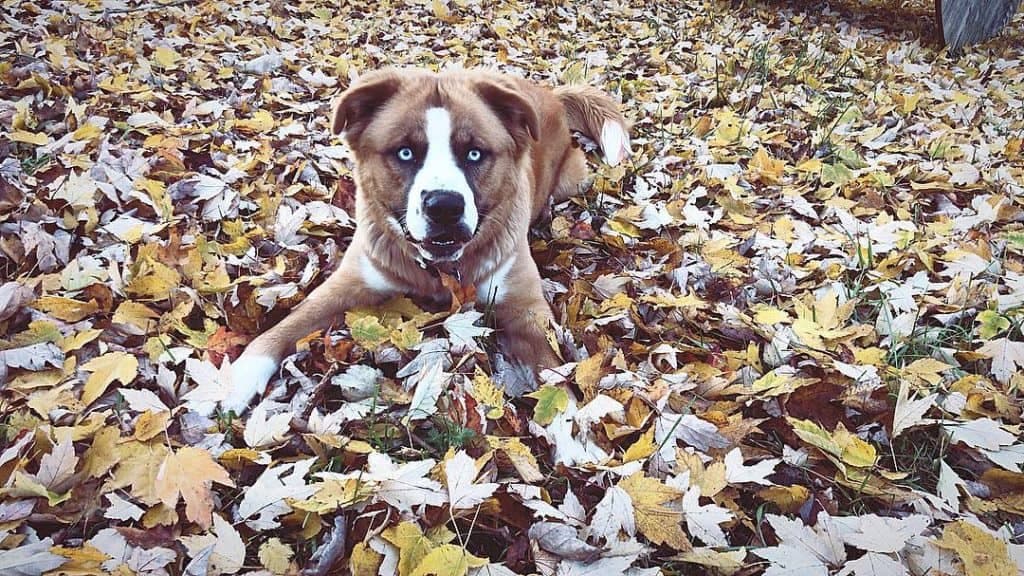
220,67,630,414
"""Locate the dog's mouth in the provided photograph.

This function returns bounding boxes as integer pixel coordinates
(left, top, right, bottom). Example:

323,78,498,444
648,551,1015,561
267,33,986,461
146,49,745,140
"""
406,227,473,262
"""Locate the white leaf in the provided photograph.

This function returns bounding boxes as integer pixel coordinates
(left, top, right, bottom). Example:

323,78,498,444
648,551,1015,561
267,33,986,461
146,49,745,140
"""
977,337,1024,384
182,358,232,416
126,111,167,128
104,493,144,521
238,458,317,530
0,539,66,576
937,460,965,511
836,551,909,576
724,447,779,486
365,452,445,513
944,417,1016,451
402,358,448,424
891,380,936,439
444,310,493,350
681,486,732,547
243,404,292,449
180,514,245,575
88,528,176,574
947,162,980,186
119,388,170,413
755,512,846,574
36,433,78,489
833,514,930,553
589,486,634,541
656,413,730,457
445,451,498,510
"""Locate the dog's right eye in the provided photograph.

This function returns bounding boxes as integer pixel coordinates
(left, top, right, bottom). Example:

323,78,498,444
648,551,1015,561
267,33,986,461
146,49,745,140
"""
396,147,414,162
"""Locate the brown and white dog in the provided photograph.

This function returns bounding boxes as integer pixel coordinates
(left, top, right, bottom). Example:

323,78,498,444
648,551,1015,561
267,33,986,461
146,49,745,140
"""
221,67,630,414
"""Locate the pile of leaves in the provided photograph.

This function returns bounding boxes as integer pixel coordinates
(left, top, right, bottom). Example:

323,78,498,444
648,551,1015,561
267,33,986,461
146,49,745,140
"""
2,0,1023,574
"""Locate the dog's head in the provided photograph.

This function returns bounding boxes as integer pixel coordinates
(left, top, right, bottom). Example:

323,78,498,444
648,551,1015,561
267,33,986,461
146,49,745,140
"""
331,68,538,262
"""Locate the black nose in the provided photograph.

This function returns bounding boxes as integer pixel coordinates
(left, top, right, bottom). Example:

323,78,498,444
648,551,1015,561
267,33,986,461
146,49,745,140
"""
422,190,464,226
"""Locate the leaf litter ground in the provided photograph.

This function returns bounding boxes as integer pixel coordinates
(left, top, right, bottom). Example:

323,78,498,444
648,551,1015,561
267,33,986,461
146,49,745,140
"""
1,0,1024,575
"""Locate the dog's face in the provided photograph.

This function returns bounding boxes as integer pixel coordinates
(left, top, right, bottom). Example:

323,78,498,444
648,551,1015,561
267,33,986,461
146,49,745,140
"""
332,69,539,262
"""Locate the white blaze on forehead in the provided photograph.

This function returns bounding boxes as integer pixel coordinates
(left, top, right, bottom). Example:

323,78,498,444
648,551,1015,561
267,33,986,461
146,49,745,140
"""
405,107,479,242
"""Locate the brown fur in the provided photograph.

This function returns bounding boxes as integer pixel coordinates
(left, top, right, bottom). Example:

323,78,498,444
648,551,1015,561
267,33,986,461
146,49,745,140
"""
239,67,628,399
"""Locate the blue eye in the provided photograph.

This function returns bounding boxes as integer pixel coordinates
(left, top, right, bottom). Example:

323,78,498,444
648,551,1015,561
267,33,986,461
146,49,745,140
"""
467,149,483,162
397,147,414,161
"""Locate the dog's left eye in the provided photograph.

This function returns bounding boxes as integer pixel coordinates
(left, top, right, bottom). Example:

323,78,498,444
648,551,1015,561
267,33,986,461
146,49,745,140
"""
466,148,483,163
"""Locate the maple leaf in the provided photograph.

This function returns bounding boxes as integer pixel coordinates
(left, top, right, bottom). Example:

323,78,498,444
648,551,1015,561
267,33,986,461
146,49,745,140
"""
443,310,493,350
0,538,66,576
237,458,316,530
444,451,498,511
723,447,780,485
154,446,234,528
80,351,138,405
892,380,937,439
976,337,1024,384
180,514,245,575
243,404,292,448
754,513,846,576
590,486,635,542
680,486,733,547
618,472,688,550
365,452,445,513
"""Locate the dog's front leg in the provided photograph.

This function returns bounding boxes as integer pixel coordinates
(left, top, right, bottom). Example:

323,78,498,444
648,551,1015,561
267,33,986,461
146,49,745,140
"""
484,247,561,375
223,243,393,414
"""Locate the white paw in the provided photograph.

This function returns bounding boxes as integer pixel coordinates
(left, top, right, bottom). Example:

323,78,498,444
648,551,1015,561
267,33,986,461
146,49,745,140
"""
221,354,278,416
600,119,632,167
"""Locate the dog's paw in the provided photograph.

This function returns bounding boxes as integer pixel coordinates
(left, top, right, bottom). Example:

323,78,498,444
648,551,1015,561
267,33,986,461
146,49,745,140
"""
221,354,278,416
600,120,632,167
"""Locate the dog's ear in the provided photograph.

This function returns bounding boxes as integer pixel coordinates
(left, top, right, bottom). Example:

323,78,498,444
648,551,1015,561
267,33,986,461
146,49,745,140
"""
476,80,540,150
331,70,402,139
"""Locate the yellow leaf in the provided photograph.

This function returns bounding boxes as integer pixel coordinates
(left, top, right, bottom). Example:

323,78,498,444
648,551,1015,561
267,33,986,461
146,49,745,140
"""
382,522,436,576
749,147,786,184
152,46,180,68
410,544,487,576
81,351,138,405
134,410,171,442
293,478,374,514
788,418,876,468
676,547,746,574
619,472,689,550
350,542,383,576
71,122,103,141
751,305,789,325
903,357,953,386
390,321,423,351
154,446,234,529
235,109,275,133
10,130,49,145
259,538,294,575
900,92,922,114
347,313,390,349
574,353,604,401
488,437,543,483
757,485,810,514
526,385,569,426
937,521,1015,576
127,254,182,301
105,440,169,504
607,218,641,238
471,369,505,419
623,427,657,462
59,328,103,352
112,301,160,333
33,296,99,322
640,292,708,309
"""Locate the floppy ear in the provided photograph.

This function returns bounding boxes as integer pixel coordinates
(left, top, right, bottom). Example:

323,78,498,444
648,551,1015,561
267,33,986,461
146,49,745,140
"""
331,71,402,139
475,80,540,150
